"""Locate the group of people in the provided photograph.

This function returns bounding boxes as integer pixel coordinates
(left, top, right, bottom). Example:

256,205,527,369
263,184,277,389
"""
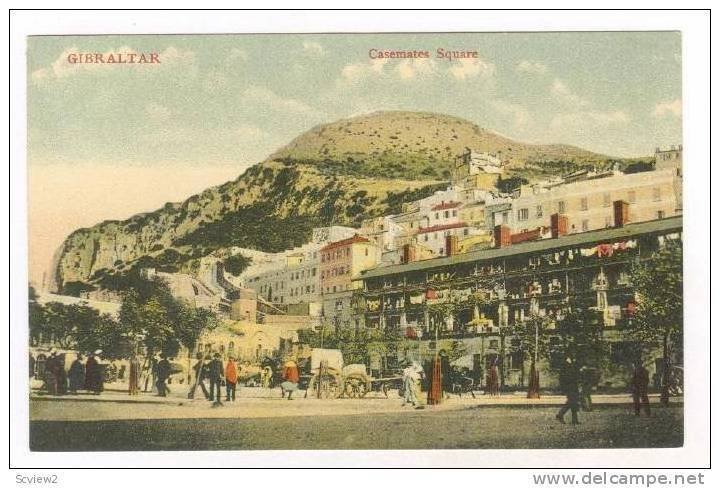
187,352,242,405
30,349,106,396
556,358,652,425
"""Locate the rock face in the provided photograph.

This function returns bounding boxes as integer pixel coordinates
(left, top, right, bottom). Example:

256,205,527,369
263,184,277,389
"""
52,111,623,293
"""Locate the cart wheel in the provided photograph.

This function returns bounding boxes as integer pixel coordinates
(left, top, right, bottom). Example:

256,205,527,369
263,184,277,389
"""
344,375,368,398
309,372,341,399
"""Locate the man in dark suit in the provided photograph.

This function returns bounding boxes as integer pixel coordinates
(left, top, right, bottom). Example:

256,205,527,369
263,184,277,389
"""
631,360,651,417
208,352,224,406
156,353,171,397
556,357,581,425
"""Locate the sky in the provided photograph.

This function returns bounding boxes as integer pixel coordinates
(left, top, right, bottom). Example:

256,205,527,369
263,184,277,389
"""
27,32,682,286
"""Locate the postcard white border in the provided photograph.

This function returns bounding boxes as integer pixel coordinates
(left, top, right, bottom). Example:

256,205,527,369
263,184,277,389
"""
6,8,712,477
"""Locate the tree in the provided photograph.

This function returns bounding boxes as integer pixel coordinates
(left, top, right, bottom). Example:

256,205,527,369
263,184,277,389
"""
118,277,219,360
223,254,253,277
512,314,552,398
628,241,683,405
552,308,608,373
28,286,45,346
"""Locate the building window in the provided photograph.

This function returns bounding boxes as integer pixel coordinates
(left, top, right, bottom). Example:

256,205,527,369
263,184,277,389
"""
558,201,566,214
536,205,543,218
444,210,450,218
582,220,589,232
653,188,661,202
628,191,636,203
452,210,457,217
424,234,428,242
435,212,439,220
580,197,588,211
517,208,529,221
333,285,337,293
657,210,666,219
603,193,611,207
365,248,369,256
502,212,509,224
312,268,316,276
464,229,469,236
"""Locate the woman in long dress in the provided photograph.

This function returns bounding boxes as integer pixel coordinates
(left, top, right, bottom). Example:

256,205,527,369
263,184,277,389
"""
68,353,85,394
84,351,104,394
128,354,141,395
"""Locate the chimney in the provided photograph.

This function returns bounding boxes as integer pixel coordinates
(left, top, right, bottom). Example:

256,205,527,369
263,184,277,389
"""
494,225,511,248
445,235,459,256
550,213,568,238
613,200,629,227
403,244,416,263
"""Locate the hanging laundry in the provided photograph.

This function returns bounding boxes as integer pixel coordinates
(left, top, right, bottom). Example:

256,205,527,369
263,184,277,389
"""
425,289,437,299
597,244,614,257
409,293,425,305
580,247,597,257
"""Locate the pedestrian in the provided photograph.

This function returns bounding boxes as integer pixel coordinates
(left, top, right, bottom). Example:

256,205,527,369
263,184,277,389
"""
579,365,594,412
225,356,239,402
261,366,272,389
439,350,452,398
44,349,60,395
128,354,141,396
188,353,211,399
402,361,424,409
56,353,68,395
556,357,581,425
208,352,224,406
486,359,500,396
631,360,651,417
84,350,104,395
68,353,85,394
280,359,299,400
156,353,171,397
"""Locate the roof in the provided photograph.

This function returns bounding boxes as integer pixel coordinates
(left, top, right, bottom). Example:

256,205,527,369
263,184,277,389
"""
417,222,468,235
320,234,370,252
431,201,462,211
359,216,682,279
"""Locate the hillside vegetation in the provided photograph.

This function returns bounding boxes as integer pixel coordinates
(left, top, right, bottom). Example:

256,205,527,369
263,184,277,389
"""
53,110,633,293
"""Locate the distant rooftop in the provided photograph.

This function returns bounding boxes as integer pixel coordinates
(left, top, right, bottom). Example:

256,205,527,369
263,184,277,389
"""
360,216,682,279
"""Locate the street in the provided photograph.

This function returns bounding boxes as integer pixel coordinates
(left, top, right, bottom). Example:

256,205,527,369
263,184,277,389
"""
29,388,683,451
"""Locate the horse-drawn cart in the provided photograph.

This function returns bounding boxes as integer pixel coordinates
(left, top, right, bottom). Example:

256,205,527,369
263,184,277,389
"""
305,348,403,399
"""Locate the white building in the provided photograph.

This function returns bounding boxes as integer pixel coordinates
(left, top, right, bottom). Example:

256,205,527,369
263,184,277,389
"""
241,226,358,314
490,168,682,235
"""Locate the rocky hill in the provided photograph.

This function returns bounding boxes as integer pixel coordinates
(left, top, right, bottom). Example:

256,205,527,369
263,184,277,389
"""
269,111,616,180
52,111,629,293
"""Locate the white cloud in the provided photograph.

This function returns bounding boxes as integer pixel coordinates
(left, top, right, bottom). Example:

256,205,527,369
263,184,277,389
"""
448,58,495,80
340,57,388,82
302,41,326,58
551,78,589,107
244,86,315,114
549,110,630,134
396,58,437,80
491,100,531,129
653,99,682,118
516,60,547,75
